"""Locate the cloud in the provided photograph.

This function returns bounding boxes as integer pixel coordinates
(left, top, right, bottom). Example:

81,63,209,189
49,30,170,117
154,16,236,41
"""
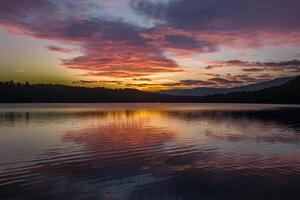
179,79,211,86
72,80,123,85
0,0,55,20
205,59,300,72
209,78,243,85
127,79,217,89
132,0,300,51
164,34,218,52
46,45,74,53
132,78,152,81
242,68,266,72
132,0,300,32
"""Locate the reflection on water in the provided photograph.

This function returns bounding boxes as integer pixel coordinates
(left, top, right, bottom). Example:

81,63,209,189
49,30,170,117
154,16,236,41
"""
0,104,300,199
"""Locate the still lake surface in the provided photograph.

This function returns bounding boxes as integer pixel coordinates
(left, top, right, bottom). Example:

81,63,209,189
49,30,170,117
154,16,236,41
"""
0,103,300,200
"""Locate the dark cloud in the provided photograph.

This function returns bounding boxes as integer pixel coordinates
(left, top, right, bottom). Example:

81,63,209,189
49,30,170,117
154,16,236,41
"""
126,83,158,88
132,78,152,82
132,0,300,31
0,0,55,20
209,78,244,85
163,79,215,87
46,45,73,53
256,74,274,79
206,59,300,73
179,79,211,86
242,68,265,72
127,79,215,88
72,80,123,85
164,35,218,52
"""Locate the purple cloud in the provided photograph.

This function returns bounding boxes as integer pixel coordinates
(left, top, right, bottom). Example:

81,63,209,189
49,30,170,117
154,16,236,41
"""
132,0,300,32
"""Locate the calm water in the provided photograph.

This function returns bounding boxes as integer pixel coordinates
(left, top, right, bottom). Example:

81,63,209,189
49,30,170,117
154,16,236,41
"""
0,103,300,200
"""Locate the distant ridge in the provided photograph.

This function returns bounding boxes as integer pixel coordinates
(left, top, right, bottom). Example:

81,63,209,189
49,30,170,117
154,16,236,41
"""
156,76,295,96
200,76,300,104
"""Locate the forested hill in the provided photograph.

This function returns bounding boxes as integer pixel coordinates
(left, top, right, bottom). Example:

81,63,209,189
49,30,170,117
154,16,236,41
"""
0,82,201,103
200,76,300,104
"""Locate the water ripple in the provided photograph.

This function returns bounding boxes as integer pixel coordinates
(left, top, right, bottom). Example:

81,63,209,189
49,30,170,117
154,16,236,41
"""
0,104,300,199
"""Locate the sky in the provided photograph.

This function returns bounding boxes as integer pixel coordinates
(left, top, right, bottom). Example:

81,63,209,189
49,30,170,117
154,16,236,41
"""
0,0,300,91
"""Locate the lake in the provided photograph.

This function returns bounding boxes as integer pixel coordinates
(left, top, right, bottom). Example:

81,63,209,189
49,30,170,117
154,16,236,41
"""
0,103,300,199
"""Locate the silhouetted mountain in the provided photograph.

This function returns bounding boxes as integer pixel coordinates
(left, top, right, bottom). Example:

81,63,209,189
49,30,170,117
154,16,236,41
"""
157,76,295,96
0,81,201,103
200,76,300,104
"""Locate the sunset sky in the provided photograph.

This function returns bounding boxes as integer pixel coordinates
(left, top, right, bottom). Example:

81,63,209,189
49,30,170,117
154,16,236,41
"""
0,0,300,90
